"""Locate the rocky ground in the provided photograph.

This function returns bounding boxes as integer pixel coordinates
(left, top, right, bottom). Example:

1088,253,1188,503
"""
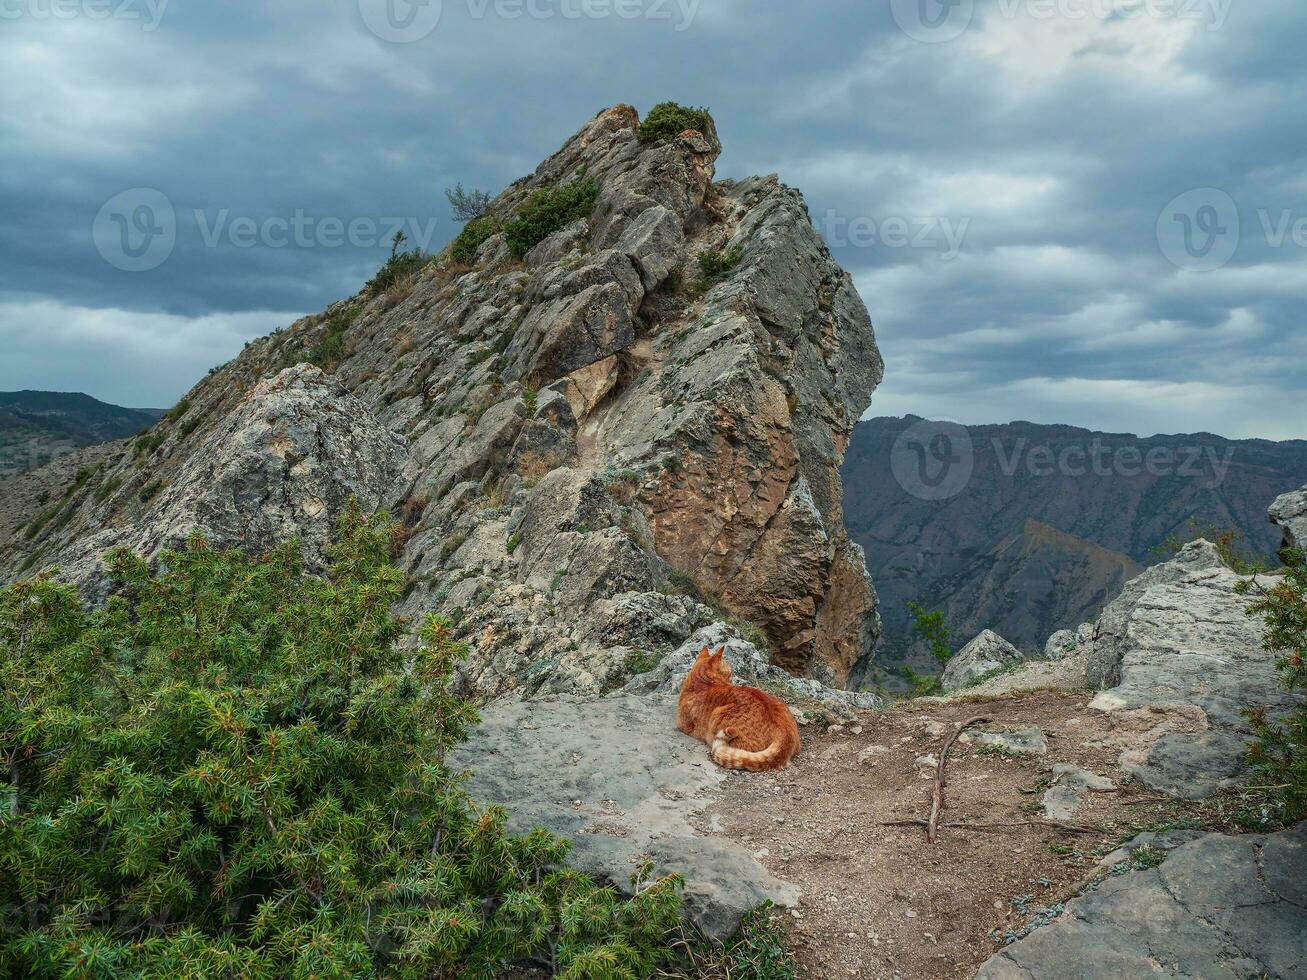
453,515,1305,979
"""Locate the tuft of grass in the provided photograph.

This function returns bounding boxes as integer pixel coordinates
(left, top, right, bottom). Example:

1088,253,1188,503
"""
626,648,661,675
1132,843,1167,870
309,305,362,370
675,902,795,980
164,397,192,422
364,235,430,297
697,245,744,281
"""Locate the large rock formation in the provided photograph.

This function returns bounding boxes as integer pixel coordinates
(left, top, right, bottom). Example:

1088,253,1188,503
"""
0,105,882,694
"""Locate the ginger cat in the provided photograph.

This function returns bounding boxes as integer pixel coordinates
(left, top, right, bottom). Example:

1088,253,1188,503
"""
677,646,800,771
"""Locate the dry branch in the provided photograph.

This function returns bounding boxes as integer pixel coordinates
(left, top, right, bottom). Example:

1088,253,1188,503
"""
881,818,1104,835
925,714,989,843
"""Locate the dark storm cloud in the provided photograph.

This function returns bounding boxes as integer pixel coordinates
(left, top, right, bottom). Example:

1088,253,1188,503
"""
0,0,1303,436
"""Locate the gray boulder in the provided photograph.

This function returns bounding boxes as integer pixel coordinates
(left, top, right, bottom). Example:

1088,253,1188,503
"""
448,693,799,938
941,629,1026,692
1086,540,1298,798
1269,483,1307,557
1043,622,1094,661
976,824,1307,980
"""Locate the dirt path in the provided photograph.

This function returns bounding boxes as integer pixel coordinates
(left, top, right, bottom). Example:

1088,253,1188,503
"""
702,691,1204,979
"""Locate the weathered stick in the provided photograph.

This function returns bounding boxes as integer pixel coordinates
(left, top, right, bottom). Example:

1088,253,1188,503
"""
882,817,1104,835
925,714,989,843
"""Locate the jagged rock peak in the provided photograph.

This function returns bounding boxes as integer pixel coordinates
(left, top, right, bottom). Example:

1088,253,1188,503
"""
1,104,884,694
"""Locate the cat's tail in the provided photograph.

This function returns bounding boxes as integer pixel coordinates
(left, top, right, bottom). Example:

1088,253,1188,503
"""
711,730,795,771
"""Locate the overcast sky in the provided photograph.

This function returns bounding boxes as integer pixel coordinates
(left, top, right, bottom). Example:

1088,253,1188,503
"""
1,0,1304,438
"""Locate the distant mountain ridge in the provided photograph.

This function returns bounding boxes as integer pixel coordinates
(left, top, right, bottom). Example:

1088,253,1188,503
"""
0,391,163,478
842,415,1307,681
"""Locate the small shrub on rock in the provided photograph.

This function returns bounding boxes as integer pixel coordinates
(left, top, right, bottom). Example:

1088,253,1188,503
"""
1240,548,1307,820
504,174,600,259
450,216,501,264
366,233,431,297
637,102,713,146
697,245,744,282
445,182,492,222
687,245,744,297
0,504,685,977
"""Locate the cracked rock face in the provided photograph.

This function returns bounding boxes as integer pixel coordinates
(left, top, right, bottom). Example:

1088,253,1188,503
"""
976,824,1307,980
1085,540,1298,799
28,367,411,602
1,105,883,696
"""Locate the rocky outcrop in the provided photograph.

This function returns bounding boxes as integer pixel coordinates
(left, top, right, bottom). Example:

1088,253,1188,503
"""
940,629,1028,692
1085,540,1296,798
976,824,1307,980
1269,483,1307,557
0,105,882,694
37,367,412,603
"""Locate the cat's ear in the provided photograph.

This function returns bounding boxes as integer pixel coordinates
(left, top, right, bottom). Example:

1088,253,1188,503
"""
713,646,726,659
698,646,712,660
